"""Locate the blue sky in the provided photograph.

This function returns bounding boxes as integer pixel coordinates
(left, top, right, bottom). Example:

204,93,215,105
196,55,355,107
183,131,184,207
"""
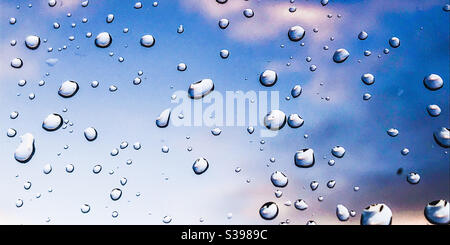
0,0,448,224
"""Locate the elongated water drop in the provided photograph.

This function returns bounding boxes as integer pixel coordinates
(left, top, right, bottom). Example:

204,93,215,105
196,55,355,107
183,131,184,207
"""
259,202,278,220
336,204,350,221
84,127,97,141
188,79,214,99
14,133,35,163
192,157,209,175
333,48,350,63
423,74,443,91
291,85,302,98
433,127,449,148
156,108,171,128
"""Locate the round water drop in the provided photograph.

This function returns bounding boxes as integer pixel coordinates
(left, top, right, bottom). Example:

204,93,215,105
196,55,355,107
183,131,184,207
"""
156,108,171,128
259,70,277,87
193,157,209,175
423,74,443,91
321,0,329,6
110,188,122,201
310,181,319,190
327,180,336,188
14,133,35,163
294,199,308,210
95,32,112,48
111,148,119,156
387,128,399,137
336,204,350,221
65,164,75,173
364,50,371,56
264,110,286,131
42,113,63,131
140,35,155,47
220,49,229,59
43,164,52,174
7,128,17,137
333,48,350,63
288,26,305,42
211,128,222,136
106,14,114,23
361,73,375,85
331,146,345,158
134,2,142,9
427,104,441,117
162,145,169,153
188,79,214,99
259,202,278,220
406,172,420,184
53,22,60,29
84,127,97,141
389,37,400,48
58,80,79,98
16,199,23,208
424,200,449,225
433,127,449,148
81,204,90,213
163,216,172,224
10,111,19,119
48,0,57,7
177,63,187,71
291,85,302,98
24,181,32,190
270,171,288,187
25,35,40,50
93,164,102,174
109,85,117,92
9,17,16,25
287,114,304,128
11,58,23,68
358,31,368,40
444,4,450,12
216,0,227,3
133,142,141,150
218,19,229,29
294,148,315,168
328,159,335,166
289,7,296,13
91,81,99,88
112,211,119,218
360,203,392,225
243,9,254,18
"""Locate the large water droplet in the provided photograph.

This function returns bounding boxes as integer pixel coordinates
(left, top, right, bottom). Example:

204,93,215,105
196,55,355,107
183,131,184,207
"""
220,49,229,59
336,204,350,221
42,113,63,131
406,172,420,184
361,73,375,85
95,32,112,48
259,70,277,87
389,37,400,48
287,114,304,128
140,35,155,47
218,19,229,29
387,128,399,137
11,58,23,68
291,85,302,98
360,203,392,225
294,149,315,168
84,127,98,141
106,14,114,23
14,133,35,163
193,157,209,175
333,48,350,63
110,188,122,201
270,171,288,187
58,80,79,98
433,127,449,148
423,74,443,91
156,108,171,128
188,79,214,99
288,26,305,42
259,202,278,220
25,35,40,49
358,31,368,40
243,9,254,18
264,110,286,131
424,200,449,225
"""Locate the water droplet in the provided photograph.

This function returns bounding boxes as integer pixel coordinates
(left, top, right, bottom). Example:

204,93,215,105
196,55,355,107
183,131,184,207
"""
106,14,114,23
358,31,368,40
218,19,229,29
270,171,288,187
389,37,400,48
112,211,119,218
328,159,335,166
140,35,155,47
11,58,23,68
424,200,449,225
401,148,409,156
264,110,286,130
294,149,315,168
14,133,35,163
336,204,350,221
361,73,375,85
259,70,277,87
220,49,229,59
156,108,171,128
95,32,112,48
259,202,278,220
177,63,187,71
81,204,90,213
288,26,305,42
110,188,122,201
9,17,16,25
331,146,345,158
134,2,142,9
58,80,79,98
7,128,17,137
327,180,336,188
42,113,63,131
111,148,119,156
247,126,254,134
387,128,399,137
25,35,40,50
287,114,304,128
24,181,32,190
291,199,308,211
133,142,141,150
427,104,441,117
310,181,319,190
243,9,254,18
93,164,102,174
306,220,316,225
120,177,127,186
163,215,172,224
321,0,329,6
433,127,449,148
16,199,23,208
162,145,169,153
423,74,444,91
84,127,98,141
188,79,214,99
177,25,184,34
43,164,52,174
406,172,420,184
211,128,222,136
193,157,209,175
291,85,302,98
360,203,392,225
65,164,75,173
332,48,350,63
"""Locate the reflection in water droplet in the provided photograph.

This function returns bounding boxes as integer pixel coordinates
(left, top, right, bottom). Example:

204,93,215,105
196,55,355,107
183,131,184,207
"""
361,73,375,85
140,35,155,47
218,19,229,29
220,49,229,59
294,149,315,168
331,146,345,158
25,35,40,50
193,157,209,175
43,164,52,174
84,127,98,141
188,79,214,99
291,85,302,98
81,204,90,213
406,172,420,184
288,26,305,42
423,74,444,91
264,110,286,131
336,204,350,221
389,37,400,48
156,108,171,128
360,203,392,225
177,63,187,71
358,31,368,40
287,114,304,128
294,199,308,210
14,133,35,163
333,48,350,63
58,80,79,98
110,188,122,201
11,58,23,68
427,104,441,117
93,164,102,174
433,127,449,148
106,14,114,23
387,128,399,137
66,164,75,173
310,181,319,190
271,171,288,187
42,114,63,131
424,200,449,225
259,202,278,220
16,199,23,208
7,128,17,137
95,32,112,48
259,70,277,87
